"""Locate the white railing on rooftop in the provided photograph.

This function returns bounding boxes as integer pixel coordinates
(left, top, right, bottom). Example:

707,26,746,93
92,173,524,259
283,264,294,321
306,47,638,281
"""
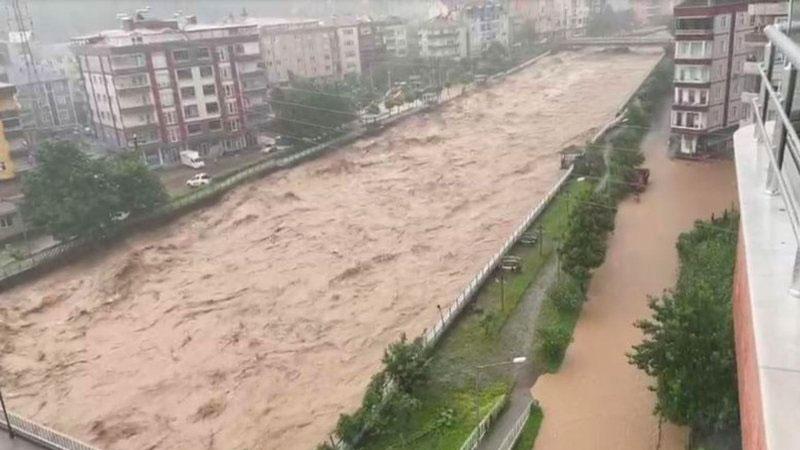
751,23,800,296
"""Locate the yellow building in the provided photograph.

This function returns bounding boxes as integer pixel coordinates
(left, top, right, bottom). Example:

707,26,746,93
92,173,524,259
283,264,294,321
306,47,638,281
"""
0,82,19,180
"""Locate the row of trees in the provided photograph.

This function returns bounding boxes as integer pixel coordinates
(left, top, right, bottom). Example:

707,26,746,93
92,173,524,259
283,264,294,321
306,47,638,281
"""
22,141,167,241
629,213,740,438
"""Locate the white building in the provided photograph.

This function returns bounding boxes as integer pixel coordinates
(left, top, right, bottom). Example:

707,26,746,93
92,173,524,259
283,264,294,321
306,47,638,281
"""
72,13,268,165
458,1,511,54
418,17,469,60
377,17,409,58
253,18,338,84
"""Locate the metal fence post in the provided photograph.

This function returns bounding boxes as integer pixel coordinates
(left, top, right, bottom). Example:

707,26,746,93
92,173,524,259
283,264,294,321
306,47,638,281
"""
790,247,800,297
0,388,13,439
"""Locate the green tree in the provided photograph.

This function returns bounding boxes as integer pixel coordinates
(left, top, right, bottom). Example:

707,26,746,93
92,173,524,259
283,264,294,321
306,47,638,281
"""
109,154,168,214
383,333,431,394
271,79,357,138
537,324,572,367
629,216,739,432
23,141,122,240
22,141,167,240
559,189,616,285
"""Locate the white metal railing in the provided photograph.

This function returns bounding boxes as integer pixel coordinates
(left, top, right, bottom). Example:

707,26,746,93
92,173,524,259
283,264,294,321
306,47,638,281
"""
497,398,534,450
458,395,508,450
752,23,800,295
0,411,100,450
423,166,573,347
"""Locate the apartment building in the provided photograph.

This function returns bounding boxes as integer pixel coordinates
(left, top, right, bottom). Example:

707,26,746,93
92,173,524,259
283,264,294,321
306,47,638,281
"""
331,19,363,78
0,39,83,134
377,17,409,58
671,0,754,156
254,18,338,84
418,17,469,60
71,13,268,166
0,82,19,181
528,0,605,39
739,1,788,122
633,0,678,25
459,1,511,54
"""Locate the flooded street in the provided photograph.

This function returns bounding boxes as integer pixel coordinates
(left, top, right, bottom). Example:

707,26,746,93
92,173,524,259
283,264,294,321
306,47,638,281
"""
0,49,662,450
531,103,739,449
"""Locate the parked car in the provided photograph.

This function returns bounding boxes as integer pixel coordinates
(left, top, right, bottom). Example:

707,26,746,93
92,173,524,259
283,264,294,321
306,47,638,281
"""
186,173,211,187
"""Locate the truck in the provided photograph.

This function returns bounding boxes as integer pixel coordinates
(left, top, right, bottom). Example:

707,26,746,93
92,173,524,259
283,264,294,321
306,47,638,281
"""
180,150,205,169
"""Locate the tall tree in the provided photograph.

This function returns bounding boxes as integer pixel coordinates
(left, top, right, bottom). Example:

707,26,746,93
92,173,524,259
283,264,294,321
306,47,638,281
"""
629,216,739,432
22,141,166,240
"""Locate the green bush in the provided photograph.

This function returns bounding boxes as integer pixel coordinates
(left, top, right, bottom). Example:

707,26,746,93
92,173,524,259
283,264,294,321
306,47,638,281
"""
629,213,739,432
548,277,585,313
383,333,431,394
537,324,573,366
560,189,616,285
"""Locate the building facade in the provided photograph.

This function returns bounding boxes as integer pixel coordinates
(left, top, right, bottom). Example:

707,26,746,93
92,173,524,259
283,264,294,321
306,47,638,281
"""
671,0,753,156
459,0,511,54
256,18,338,84
633,0,678,25
418,18,469,60
72,13,268,166
528,0,604,39
377,17,409,58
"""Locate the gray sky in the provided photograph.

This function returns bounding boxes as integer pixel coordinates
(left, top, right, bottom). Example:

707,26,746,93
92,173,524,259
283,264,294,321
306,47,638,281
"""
3,0,432,43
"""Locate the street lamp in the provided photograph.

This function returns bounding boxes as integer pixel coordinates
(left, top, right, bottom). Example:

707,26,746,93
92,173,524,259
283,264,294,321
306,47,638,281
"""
474,356,527,426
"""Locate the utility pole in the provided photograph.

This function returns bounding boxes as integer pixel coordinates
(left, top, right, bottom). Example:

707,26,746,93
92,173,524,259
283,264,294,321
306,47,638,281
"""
0,387,13,439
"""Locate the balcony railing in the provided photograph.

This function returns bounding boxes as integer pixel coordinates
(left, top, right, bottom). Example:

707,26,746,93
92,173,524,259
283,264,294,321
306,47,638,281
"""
750,23,800,295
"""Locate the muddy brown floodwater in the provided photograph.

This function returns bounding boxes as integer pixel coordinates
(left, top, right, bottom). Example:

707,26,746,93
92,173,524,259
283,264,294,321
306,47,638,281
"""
531,103,738,449
0,48,662,450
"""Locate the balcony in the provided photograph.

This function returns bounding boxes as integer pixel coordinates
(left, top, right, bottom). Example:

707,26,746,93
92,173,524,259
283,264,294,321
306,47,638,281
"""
744,60,760,75
674,17,713,36
731,23,800,450
748,2,788,17
118,96,153,111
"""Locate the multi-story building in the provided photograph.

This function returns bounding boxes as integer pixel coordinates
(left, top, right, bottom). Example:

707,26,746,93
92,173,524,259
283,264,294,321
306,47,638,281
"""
739,1,788,123
459,0,511,54
255,18,339,84
377,17,409,58
671,0,754,156
71,13,268,166
331,19,363,78
0,39,83,135
527,0,604,39
0,82,19,181
418,17,469,60
633,0,678,26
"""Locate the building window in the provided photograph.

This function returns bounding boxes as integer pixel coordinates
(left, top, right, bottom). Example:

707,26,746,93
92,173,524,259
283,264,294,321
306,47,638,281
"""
206,102,219,114
177,68,192,80
220,67,231,79
195,48,210,59
0,215,14,228
208,119,222,130
187,123,203,135
167,126,180,143
199,66,213,78
202,84,216,96
180,86,196,99
226,101,238,114
217,48,227,61
226,118,240,131
184,104,199,118
223,84,235,98
235,44,245,54
164,110,177,125
173,49,190,61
